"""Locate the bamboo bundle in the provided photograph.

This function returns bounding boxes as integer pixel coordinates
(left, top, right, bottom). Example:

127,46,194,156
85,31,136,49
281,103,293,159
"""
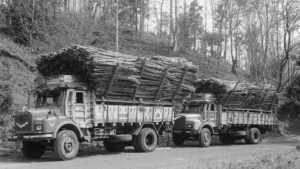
195,78,277,111
37,45,198,113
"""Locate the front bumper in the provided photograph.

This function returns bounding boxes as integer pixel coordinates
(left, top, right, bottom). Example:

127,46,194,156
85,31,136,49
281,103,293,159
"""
9,134,54,141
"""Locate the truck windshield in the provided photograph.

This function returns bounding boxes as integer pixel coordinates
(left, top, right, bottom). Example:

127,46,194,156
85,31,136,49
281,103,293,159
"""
34,89,64,107
185,103,205,114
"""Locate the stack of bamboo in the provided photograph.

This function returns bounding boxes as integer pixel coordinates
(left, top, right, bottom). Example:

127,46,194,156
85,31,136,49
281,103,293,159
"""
195,78,278,111
37,45,198,109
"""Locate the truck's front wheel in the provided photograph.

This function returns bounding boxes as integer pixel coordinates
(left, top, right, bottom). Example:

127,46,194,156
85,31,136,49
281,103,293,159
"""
22,141,45,159
245,127,261,144
103,141,125,152
172,133,185,146
198,128,212,147
54,130,79,160
137,128,157,152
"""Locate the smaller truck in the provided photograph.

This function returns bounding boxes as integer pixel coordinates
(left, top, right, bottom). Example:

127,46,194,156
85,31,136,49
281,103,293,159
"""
172,93,277,147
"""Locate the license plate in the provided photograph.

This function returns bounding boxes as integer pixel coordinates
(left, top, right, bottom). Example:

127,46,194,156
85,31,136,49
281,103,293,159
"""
173,130,182,134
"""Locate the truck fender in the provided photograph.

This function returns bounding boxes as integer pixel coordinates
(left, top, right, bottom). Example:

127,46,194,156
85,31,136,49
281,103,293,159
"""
132,123,158,136
53,121,84,141
197,123,214,135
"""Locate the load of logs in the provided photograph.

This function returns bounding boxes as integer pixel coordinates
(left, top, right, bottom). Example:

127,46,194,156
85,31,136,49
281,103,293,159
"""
37,45,198,112
195,78,278,111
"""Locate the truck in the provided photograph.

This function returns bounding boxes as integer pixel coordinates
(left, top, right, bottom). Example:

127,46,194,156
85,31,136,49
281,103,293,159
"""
11,75,175,160
172,93,277,147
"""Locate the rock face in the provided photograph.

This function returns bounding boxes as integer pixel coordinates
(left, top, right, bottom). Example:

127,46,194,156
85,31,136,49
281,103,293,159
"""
0,36,37,144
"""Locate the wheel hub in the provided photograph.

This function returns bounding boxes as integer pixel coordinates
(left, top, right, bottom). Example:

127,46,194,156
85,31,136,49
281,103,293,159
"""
145,134,154,146
64,137,74,153
204,133,210,142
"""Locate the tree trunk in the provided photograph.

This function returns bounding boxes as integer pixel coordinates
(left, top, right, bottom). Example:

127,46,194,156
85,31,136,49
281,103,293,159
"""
173,0,178,51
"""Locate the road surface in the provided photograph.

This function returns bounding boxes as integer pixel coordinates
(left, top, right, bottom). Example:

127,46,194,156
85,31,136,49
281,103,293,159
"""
0,141,299,169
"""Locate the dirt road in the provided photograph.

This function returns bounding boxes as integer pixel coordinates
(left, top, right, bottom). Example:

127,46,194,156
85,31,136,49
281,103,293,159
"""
1,141,299,169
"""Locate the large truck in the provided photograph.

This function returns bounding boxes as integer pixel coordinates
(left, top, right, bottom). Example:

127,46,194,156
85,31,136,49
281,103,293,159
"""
11,75,174,160
172,93,277,147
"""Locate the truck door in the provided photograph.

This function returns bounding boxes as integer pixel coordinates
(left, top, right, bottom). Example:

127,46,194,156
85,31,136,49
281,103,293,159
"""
65,90,87,127
73,91,87,127
206,104,217,122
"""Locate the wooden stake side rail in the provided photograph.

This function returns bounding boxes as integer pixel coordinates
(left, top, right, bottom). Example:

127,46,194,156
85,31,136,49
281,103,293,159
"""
93,104,174,124
220,108,276,126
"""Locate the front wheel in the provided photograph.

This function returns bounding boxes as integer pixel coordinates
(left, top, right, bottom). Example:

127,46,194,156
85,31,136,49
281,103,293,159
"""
22,141,45,159
172,133,185,146
136,128,158,152
198,128,212,147
54,130,79,161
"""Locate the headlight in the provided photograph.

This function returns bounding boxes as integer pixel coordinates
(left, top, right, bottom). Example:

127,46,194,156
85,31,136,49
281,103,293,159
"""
187,124,193,128
35,125,43,131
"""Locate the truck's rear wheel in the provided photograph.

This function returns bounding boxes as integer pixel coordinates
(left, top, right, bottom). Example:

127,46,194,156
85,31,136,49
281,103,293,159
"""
219,134,235,144
54,130,79,160
137,128,157,152
245,127,261,144
172,133,185,146
103,141,125,152
198,128,212,147
22,141,45,159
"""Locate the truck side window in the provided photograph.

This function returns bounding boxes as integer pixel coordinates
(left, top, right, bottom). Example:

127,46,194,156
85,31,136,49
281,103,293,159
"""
75,92,84,103
68,91,73,102
210,104,215,111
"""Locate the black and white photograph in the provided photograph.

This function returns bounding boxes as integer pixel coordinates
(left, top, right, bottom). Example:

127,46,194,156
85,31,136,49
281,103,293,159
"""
0,0,300,168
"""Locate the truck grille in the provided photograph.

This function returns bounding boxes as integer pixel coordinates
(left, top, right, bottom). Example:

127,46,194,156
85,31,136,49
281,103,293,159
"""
15,112,32,133
173,116,186,130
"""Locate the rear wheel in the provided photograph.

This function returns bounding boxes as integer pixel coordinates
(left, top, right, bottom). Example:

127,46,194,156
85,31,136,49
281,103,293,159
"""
245,127,261,144
172,133,185,146
22,141,45,159
103,141,125,152
198,128,212,147
54,130,79,160
136,128,157,152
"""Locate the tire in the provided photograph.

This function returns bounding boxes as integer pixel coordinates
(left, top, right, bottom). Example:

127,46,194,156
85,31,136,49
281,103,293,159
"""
219,134,235,145
245,127,261,144
103,141,125,152
198,128,212,147
172,133,185,146
22,141,45,159
54,130,79,161
136,128,158,152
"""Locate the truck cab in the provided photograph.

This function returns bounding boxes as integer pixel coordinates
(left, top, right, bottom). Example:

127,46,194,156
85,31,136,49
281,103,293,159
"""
172,93,219,147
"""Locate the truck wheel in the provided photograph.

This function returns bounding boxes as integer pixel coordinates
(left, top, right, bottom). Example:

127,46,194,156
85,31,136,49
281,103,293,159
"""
54,130,79,160
137,128,157,152
219,134,235,145
103,141,125,152
198,128,212,147
172,133,185,146
22,141,45,159
245,127,261,144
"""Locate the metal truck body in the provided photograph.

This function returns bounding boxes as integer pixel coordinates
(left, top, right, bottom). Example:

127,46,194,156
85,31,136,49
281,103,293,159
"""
12,75,173,160
172,93,277,147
